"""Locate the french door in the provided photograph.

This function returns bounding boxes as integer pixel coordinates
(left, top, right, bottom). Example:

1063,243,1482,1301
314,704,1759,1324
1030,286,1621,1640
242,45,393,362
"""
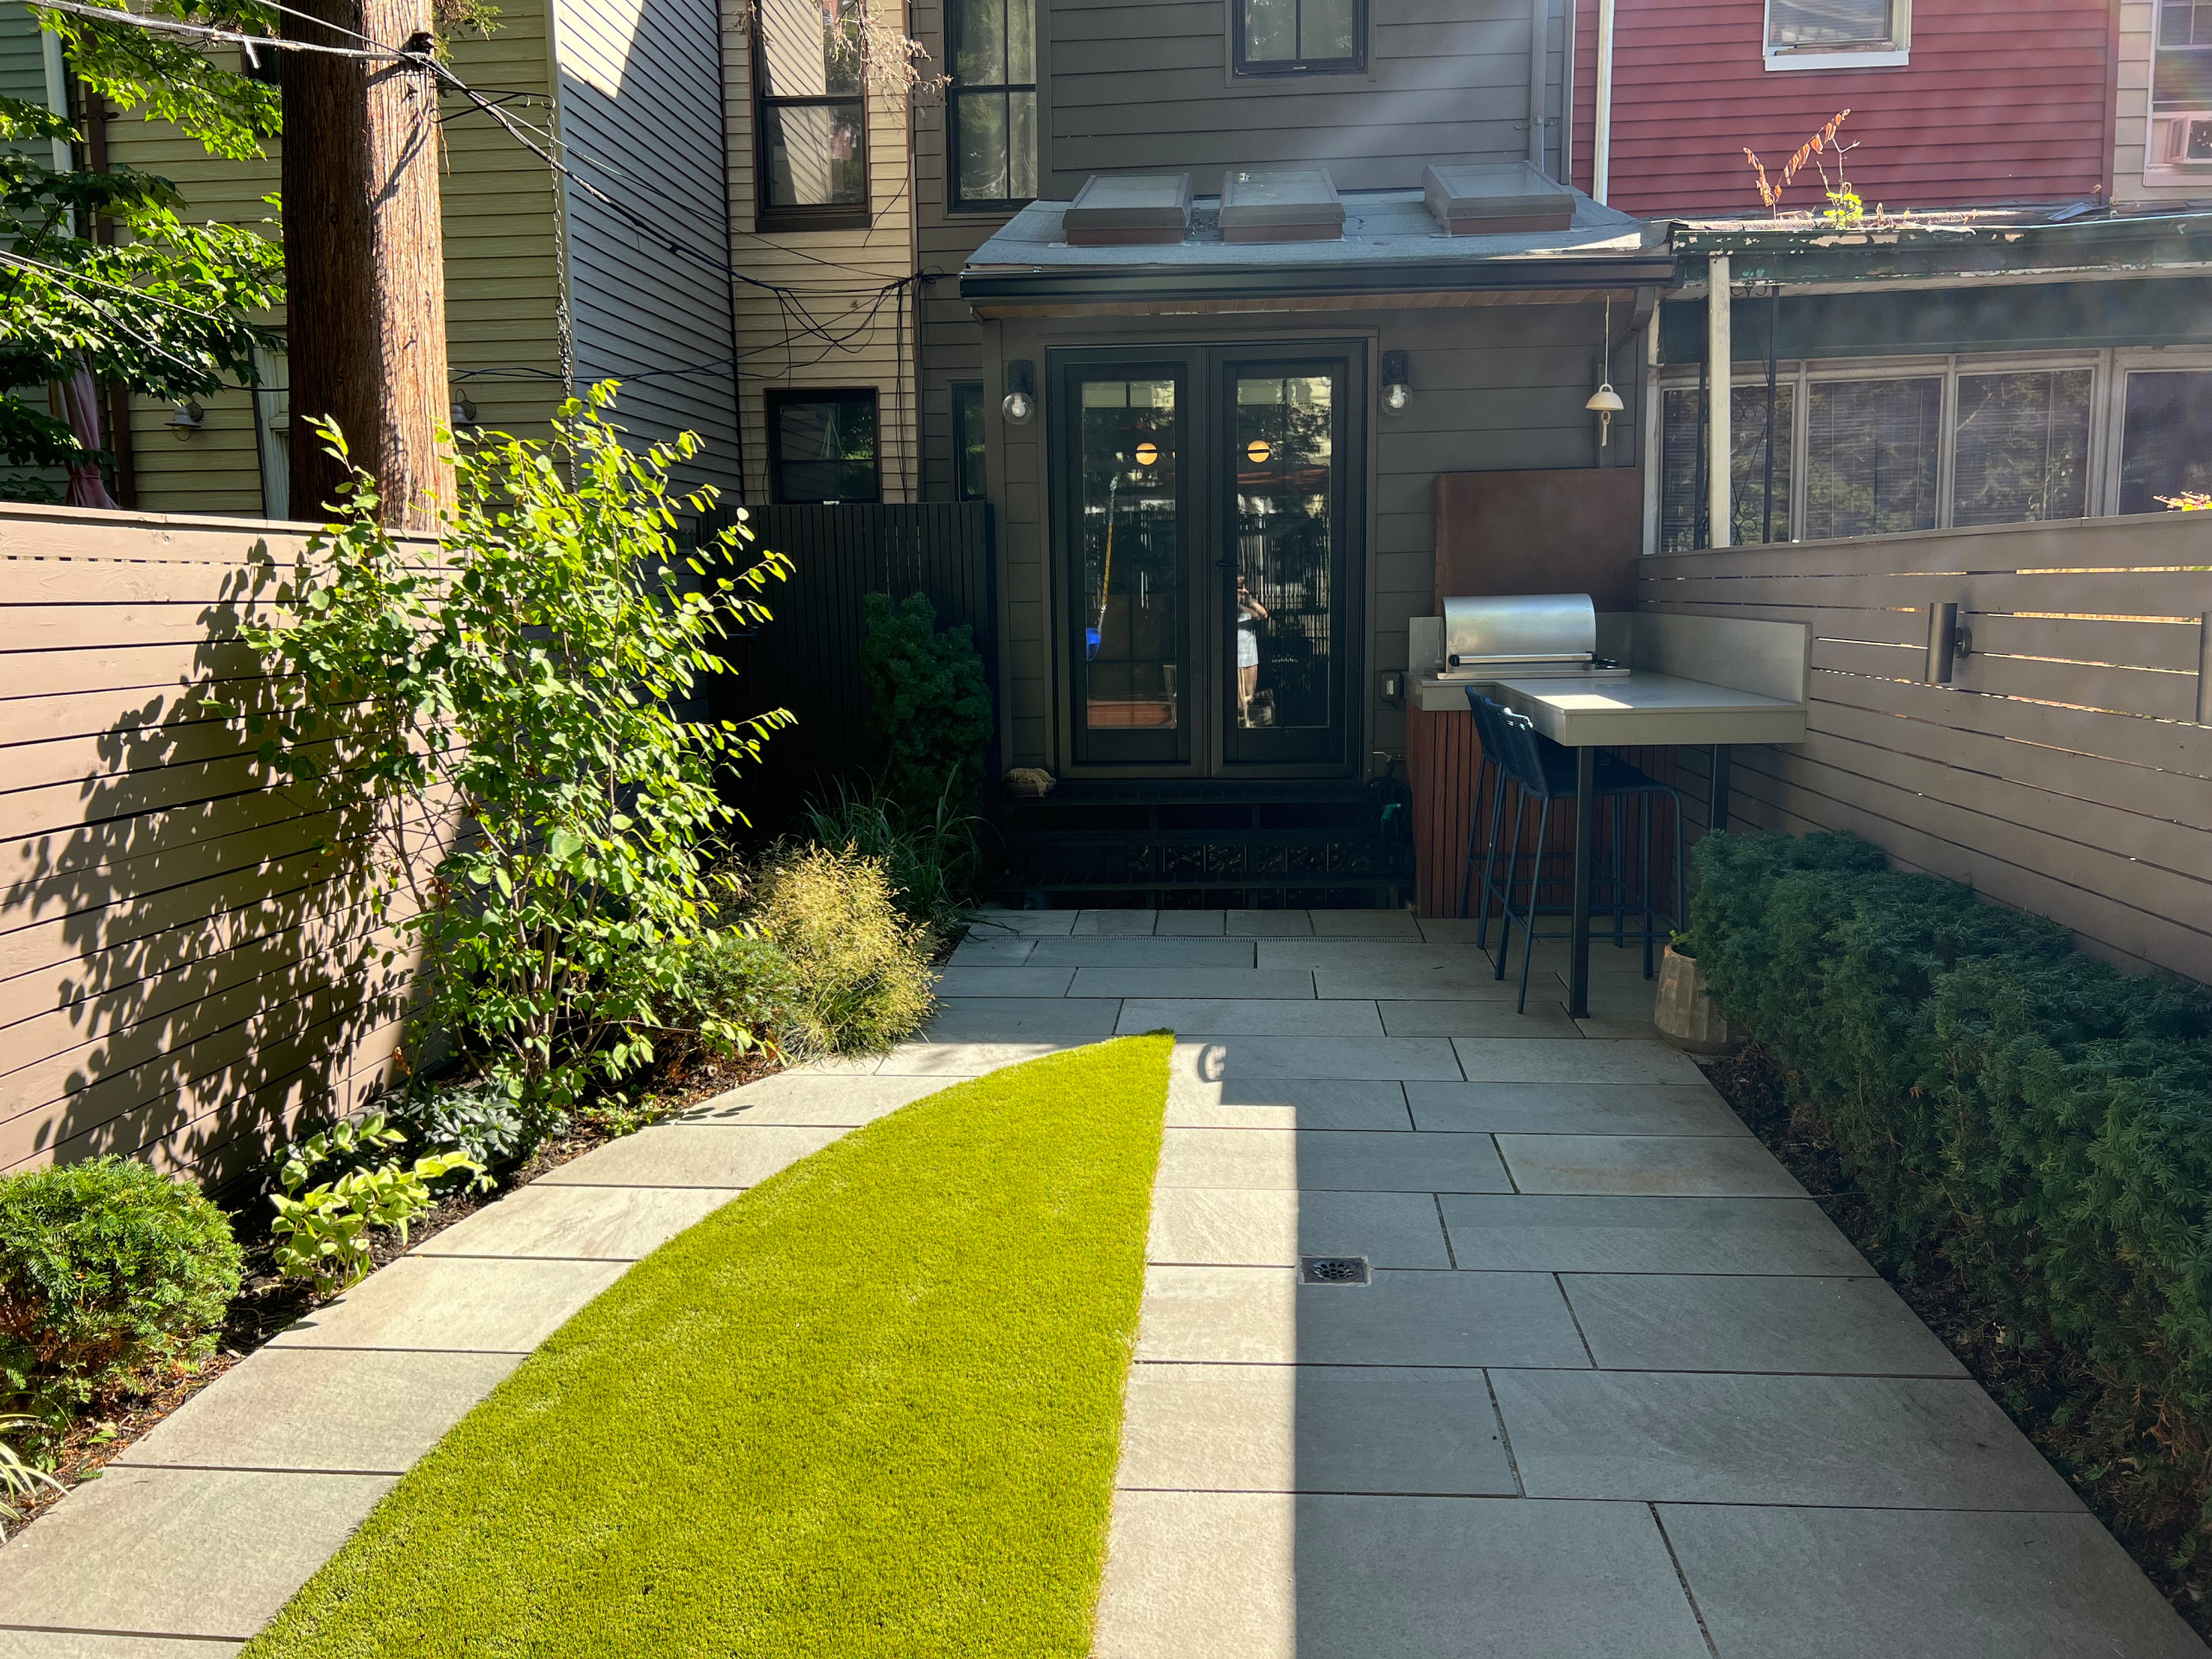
1055,343,1363,776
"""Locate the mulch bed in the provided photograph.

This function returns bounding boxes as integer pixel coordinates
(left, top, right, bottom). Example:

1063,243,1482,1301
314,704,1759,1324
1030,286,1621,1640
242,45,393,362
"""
1700,1042,2212,1641
11,1046,780,1536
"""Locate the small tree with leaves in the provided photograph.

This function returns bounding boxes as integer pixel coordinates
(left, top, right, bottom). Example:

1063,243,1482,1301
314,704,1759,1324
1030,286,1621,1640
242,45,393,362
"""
242,385,791,1124
1,2,285,489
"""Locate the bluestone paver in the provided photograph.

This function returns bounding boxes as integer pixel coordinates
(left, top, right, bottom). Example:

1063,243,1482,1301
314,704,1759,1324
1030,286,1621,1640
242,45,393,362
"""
1026,937,1256,968
267,1255,629,1354
1185,1034,1464,1081
1133,1265,1589,1368
1163,1077,1414,1131
1154,1126,1510,1193
533,1122,842,1188
921,995,1122,1038
1376,998,1580,1036
1491,1370,2084,1508
410,1180,731,1261
114,1347,518,1473
1406,1079,1746,1136
1563,1272,1969,1376
1438,1193,1872,1274
1452,1036,1706,1084
1659,1504,2209,1659
0,1467,395,1641
1495,1131,1805,1196
1117,1363,1516,1496
1071,967,1315,1000
1146,1185,1454,1267
1092,1492,1712,1659
1118,997,1383,1037
931,964,1077,997
673,1073,946,1125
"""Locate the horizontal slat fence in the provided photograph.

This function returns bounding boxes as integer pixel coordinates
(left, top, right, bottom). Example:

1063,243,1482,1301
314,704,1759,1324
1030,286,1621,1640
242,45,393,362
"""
720,503,997,836
1639,512,2212,982
0,504,435,1186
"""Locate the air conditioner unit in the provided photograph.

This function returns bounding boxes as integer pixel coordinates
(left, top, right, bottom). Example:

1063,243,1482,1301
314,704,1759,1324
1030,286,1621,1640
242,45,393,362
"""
2150,111,2212,168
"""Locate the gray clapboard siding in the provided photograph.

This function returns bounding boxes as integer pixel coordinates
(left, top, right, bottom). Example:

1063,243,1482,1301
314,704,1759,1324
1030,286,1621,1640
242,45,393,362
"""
554,0,742,497
1640,513,2212,982
0,506,448,1185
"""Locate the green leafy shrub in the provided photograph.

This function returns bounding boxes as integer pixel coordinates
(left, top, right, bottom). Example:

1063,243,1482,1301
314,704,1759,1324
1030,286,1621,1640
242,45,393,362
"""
746,844,936,1056
389,1081,554,1179
860,592,993,825
0,1157,243,1419
1689,829,2212,1537
241,385,791,1122
802,779,982,944
658,927,802,1066
270,1116,480,1296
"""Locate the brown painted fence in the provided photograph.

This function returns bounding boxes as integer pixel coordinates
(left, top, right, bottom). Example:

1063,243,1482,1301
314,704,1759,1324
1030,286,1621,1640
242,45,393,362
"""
0,504,429,1185
1638,512,2212,983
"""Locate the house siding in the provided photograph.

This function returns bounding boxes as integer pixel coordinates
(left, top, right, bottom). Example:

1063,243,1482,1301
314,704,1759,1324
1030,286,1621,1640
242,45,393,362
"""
552,0,742,496
721,0,918,505
1567,0,2113,216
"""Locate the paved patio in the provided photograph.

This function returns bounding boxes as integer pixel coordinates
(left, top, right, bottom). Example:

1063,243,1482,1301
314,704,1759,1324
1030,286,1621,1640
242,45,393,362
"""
0,905,2202,1656
944,906,2205,1659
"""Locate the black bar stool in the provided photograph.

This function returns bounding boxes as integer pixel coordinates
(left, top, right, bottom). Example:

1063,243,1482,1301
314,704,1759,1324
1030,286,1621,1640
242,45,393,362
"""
1478,696,1685,1014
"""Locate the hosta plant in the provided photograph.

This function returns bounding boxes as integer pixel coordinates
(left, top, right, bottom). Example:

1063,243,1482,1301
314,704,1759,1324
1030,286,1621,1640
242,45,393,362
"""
269,1116,480,1296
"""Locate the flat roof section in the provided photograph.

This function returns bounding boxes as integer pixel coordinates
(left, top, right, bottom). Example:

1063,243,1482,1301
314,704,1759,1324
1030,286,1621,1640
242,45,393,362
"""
961,187,1670,305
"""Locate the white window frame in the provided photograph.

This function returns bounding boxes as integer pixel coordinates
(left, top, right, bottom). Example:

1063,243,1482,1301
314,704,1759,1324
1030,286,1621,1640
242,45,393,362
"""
1650,349,2113,548
1763,0,1911,71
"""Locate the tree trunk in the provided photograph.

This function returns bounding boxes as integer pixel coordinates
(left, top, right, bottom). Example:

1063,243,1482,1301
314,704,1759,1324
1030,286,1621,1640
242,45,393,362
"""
283,0,454,531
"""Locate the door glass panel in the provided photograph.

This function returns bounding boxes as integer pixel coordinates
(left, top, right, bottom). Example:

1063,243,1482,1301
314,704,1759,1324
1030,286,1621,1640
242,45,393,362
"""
1233,372,1334,731
1078,378,1181,732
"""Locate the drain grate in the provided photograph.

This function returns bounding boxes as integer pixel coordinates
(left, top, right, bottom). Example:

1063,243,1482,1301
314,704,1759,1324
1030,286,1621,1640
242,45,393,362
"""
1299,1255,1370,1286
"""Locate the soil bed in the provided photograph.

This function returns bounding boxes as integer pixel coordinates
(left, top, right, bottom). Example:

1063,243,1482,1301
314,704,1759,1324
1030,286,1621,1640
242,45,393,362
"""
12,1046,780,1535
1700,1042,2212,1641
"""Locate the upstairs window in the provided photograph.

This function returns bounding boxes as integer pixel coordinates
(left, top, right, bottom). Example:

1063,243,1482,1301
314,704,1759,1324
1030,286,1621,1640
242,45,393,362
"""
1764,0,1909,69
949,0,1037,210
2153,0,2212,107
756,0,868,227
1235,0,1364,76
768,387,880,503
951,381,988,499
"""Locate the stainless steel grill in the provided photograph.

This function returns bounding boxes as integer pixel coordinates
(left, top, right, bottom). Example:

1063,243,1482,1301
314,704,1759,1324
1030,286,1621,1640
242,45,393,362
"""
1437,593,1627,682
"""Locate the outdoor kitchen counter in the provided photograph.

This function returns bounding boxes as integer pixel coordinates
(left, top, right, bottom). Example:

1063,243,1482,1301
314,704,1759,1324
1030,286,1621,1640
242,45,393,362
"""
1411,670,1807,747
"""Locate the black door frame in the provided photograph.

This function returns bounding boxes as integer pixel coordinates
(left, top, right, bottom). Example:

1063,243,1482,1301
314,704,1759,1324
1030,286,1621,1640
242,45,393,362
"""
1047,339,1368,780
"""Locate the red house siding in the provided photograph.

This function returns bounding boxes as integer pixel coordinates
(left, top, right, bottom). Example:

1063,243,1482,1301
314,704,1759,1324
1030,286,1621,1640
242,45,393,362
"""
1569,0,2113,217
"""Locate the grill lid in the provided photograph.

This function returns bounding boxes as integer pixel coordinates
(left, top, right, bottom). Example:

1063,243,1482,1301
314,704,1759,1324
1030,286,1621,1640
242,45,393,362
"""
1442,593,1598,668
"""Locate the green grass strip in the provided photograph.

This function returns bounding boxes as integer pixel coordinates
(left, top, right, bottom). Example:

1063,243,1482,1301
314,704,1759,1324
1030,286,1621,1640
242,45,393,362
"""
250,1033,1173,1658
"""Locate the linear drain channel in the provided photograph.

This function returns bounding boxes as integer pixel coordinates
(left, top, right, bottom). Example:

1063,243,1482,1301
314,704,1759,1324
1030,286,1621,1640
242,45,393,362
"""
1299,1255,1370,1286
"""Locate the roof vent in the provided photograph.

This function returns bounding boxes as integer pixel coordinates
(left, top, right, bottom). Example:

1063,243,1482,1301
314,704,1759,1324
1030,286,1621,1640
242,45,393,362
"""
1422,162,1576,236
1219,168,1345,244
1063,174,1194,246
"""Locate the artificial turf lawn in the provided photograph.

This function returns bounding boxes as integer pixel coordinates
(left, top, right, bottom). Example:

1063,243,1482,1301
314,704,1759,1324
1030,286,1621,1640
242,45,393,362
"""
246,1033,1174,1659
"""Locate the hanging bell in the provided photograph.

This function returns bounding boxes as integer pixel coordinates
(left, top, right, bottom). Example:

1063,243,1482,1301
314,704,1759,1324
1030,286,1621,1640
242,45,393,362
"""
1586,382,1625,447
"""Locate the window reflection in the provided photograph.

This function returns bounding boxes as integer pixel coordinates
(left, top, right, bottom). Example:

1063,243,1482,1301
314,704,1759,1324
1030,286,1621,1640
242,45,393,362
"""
1233,373,1334,731
1079,378,1180,731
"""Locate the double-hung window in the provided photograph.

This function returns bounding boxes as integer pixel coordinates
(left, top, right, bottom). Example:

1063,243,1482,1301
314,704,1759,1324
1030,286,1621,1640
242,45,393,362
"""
755,0,868,226
948,0,1036,210
1234,0,1364,76
1764,0,1909,69
767,387,880,504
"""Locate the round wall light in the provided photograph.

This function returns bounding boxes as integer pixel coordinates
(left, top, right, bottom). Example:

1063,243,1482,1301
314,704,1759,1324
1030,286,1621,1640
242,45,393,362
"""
1246,439,1272,464
1002,359,1037,426
1135,441,1160,467
1380,350,1411,416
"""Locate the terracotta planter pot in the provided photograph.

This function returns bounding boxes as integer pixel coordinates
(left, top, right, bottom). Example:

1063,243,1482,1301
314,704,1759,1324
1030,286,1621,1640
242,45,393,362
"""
1654,944,1742,1056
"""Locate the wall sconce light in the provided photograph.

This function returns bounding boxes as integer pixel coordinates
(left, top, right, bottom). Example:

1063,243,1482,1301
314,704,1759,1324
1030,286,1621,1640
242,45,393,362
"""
1924,601,1973,684
450,395,480,430
1381,351,1411,416
164,400,205,437
1002,359,1035,426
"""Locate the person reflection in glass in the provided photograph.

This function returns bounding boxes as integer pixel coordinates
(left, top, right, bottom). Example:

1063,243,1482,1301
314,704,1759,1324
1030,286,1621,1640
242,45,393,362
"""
1236,573,1269,726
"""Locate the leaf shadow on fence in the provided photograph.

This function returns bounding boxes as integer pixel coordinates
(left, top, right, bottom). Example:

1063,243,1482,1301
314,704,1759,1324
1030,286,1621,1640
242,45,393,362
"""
3,550,423,1192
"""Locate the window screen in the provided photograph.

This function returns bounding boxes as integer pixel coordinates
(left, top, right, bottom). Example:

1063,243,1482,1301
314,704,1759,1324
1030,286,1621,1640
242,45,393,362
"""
950,0,1037,207
756,0,868,217
2119,370,2212,513
952,381,987,500
1236,0,1363,73
1658,383,1794,551
1769,0,1895,48
1802,377,1940,541
1952,370,2091,527
768,388,879,503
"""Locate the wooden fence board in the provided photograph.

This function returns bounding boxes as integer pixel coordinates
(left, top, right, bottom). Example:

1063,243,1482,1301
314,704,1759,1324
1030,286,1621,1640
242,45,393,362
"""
0,505,437,1184
1642,512,2212,982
